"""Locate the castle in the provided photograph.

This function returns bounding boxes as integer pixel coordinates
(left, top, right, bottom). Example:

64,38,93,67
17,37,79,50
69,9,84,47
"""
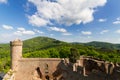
3,39,120,80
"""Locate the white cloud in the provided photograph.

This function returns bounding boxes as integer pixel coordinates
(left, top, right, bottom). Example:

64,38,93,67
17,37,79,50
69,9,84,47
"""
62,32,72,36
81,31,92,35
113,21,120,24
98,18,107,22
14,31,22,36
17,27,25,31
2,24,13,30
116,30,120,34
0,0,7,4
100,30,109,34
34,29,44,34
87,36,92,39
22,30,35,35
14,27,35,36
49,26,67,33
113,17,120,24
117,17,120,21
50,34,54,36
28,14,50,27
0,33,16,43
28,0,107,26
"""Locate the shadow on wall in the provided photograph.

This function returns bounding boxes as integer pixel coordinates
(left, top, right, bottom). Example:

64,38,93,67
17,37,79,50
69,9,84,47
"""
52,59,120,80
0,72,5,80
52,59,87,80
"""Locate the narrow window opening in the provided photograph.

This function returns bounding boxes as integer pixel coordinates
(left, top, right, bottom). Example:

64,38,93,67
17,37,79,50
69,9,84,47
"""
36,67,42,78
45,75,50,80
45,64,49,73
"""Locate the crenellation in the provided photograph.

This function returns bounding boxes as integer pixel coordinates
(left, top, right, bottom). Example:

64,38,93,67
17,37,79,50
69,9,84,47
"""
10,39,23,46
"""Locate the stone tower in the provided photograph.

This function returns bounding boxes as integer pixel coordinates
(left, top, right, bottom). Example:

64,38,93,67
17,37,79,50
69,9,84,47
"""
10,39,23,71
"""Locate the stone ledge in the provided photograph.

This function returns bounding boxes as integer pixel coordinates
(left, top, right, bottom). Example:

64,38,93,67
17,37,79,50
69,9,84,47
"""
19,58,62,62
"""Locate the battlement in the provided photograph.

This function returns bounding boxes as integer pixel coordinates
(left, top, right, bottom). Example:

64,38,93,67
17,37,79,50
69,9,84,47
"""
10,39,23,46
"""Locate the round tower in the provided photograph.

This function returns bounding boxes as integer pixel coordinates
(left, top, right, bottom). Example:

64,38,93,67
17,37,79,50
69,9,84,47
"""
10,39,23,71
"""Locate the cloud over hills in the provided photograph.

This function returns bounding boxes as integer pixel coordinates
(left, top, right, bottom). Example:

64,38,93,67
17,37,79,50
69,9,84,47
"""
14,27,35,36
28,0,107,27
49,26,67,33
100,30,109,34
81,31,92,35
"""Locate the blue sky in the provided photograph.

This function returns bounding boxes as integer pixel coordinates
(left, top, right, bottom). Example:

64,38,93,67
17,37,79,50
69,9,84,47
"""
0,0,120,43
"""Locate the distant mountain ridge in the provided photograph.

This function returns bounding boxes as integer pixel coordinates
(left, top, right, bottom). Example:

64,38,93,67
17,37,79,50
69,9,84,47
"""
22,36,68,53
1,37,120,50
23,37,120,50
81,41,120,50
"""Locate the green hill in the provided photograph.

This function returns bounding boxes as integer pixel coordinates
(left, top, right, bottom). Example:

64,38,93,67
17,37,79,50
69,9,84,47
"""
23,36,67,53
73,41,120,50
83,41,120,50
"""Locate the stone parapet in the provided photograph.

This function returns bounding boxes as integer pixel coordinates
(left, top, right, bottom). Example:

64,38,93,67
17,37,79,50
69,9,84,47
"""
10,39,23,46
19,58,62,62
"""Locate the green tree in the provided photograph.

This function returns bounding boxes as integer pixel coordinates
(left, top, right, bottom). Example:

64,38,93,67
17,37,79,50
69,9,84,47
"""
69,48,80,63
59,47,70,58
49,48,59,58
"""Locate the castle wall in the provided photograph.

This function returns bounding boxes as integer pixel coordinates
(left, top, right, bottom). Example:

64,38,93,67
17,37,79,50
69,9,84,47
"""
16,58,61,80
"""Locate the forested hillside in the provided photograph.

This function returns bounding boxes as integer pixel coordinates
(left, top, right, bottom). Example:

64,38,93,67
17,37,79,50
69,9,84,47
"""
82,41,120,50
0,44,10,73
0,36,120,73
